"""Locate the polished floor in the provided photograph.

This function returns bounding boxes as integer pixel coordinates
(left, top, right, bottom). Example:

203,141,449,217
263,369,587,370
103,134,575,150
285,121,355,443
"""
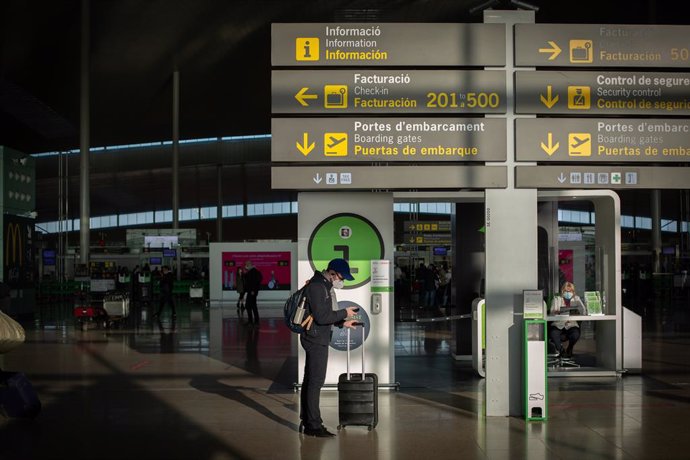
1,299,690,460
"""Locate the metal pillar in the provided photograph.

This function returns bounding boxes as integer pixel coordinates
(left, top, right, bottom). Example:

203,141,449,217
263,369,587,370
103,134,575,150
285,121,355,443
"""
651,190,662,273
172,70,180,230
216,164,223,242
79,0,90,265
484,9,536,417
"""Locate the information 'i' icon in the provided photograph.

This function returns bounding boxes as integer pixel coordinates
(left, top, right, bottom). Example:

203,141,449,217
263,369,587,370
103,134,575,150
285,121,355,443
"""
295,37,319,61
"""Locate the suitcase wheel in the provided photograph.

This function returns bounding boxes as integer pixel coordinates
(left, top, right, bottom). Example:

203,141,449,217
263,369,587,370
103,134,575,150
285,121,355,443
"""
337,425,342,430
368,425,373,431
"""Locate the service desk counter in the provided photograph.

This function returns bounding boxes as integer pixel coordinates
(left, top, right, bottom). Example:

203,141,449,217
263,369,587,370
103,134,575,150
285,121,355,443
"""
546,314,620,377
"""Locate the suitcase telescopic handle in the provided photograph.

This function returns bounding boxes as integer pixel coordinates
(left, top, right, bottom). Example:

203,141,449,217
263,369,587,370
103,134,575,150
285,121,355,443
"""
346,323,366,379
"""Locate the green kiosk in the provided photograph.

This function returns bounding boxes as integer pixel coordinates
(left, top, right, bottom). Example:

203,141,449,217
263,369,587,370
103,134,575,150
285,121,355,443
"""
524,290,547,421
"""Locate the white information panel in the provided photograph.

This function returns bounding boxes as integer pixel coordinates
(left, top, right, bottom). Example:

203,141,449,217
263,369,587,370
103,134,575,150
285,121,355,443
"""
523,289,544,319
297,192,395,387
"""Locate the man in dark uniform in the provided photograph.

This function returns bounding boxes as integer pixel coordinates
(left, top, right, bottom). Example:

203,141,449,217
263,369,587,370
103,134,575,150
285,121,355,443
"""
243,260,263,324
299,258,359,438
154,266,175,318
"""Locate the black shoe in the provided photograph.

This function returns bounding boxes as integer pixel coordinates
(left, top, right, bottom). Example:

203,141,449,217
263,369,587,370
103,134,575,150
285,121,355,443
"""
303,426,336,438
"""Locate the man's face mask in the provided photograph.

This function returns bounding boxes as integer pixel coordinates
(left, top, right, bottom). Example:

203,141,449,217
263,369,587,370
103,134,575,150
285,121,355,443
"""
331,273,344,289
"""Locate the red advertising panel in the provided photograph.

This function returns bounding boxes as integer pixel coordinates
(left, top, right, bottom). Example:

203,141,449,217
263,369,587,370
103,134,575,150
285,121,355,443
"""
558,249,574,287
221,251,291,291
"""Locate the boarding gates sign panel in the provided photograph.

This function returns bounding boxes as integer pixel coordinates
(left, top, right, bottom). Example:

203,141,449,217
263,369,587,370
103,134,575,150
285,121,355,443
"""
516,119,690,162
271,118,507,162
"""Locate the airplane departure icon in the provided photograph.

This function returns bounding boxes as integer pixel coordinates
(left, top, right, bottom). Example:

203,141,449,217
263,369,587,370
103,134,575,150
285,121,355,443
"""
568,133,591,157
570,136,588,149
324,133,348,156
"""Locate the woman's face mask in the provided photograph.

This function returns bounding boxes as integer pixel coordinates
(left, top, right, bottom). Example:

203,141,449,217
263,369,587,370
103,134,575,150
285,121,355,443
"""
563,291,574,300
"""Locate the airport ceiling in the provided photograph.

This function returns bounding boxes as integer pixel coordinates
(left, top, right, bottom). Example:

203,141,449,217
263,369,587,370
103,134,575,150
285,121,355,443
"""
0,0,683,223
0,0,681,154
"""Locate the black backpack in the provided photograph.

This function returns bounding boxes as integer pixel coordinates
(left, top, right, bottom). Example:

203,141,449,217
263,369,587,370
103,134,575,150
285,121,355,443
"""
283,286,311,333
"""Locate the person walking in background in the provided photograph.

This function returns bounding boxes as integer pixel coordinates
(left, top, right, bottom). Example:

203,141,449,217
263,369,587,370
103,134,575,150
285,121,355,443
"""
154,266,176,319
236,267,245,315
243,261,262,325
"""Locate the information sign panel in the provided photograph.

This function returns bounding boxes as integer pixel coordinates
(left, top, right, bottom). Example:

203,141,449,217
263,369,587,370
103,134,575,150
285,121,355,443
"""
272,165,507,190
272,23,506,67
516,165,690,189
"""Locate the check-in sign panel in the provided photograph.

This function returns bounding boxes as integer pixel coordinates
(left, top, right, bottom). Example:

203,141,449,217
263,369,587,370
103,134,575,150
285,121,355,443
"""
516,119,690,162
515,71,690,115
515,24,690,68
272,70,506,114
272,118,507,162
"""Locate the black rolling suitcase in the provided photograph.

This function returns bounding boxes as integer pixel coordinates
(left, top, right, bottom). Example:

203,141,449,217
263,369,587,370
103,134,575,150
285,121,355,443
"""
337,325,378,431
0,371,41,419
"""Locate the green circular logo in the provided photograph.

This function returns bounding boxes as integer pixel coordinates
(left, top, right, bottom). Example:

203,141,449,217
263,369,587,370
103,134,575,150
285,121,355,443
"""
308,213,384,289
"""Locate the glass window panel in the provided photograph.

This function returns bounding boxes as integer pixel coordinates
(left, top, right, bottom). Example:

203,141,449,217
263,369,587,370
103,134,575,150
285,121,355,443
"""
661,219,677,232
635,216,652,229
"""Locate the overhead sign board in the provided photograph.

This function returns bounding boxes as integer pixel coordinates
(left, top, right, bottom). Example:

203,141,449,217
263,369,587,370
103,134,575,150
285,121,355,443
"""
271,118,507,162
515,71,690,115
516,118,690,162
271,165,507,190
404,221,452,233
516,165,690,189
272,23,506,67
403,233,452,245
515,24,690,68
272,70,506,114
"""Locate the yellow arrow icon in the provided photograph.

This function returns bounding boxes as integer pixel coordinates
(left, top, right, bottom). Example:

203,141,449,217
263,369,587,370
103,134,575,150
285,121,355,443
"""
538,41,562,60
540,85,559,108
296,132,315,156
540,132,559,156
295,87,317,107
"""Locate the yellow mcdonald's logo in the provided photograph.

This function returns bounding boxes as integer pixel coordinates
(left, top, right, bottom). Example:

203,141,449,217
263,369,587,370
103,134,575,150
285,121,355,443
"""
5,222,22,267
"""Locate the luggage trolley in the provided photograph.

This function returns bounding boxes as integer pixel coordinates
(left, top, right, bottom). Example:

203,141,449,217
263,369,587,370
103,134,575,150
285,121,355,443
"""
189,281,204,303
73,281,108,331
102,291,131,328
138,273,152,304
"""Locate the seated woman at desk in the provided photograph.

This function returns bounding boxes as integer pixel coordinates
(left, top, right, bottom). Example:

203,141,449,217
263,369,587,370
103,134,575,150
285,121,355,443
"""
549,282,587,358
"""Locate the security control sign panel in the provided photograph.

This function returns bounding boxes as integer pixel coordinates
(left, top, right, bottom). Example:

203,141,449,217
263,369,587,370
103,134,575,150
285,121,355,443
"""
515,71,690,115
272,70,506,114
515,24,690,67
272,118,507,162
516,119,690,162
272,23,506,67
272,165,507,190
516,166,690,189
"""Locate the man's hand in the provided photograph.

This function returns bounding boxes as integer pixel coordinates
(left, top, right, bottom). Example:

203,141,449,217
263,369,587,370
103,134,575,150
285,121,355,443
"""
345,306,359,318
343,320,359,329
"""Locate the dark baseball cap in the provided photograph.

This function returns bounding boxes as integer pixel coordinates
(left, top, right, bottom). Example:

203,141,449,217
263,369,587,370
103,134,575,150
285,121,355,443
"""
327,258,355,281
